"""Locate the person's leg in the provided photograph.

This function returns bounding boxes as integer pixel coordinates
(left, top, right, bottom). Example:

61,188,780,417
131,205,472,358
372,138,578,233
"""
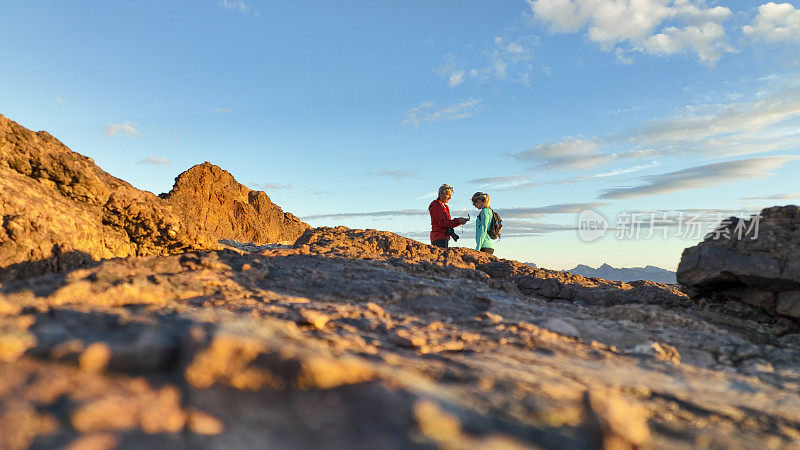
432,239,449,248
480,247,494,255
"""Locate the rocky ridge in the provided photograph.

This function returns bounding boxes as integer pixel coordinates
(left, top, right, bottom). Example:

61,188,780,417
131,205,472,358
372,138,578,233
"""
0,114,309,283
568,264,676,285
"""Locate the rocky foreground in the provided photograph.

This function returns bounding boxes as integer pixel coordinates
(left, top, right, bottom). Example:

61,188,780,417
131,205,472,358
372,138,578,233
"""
0,226,798,449
1,115,800,449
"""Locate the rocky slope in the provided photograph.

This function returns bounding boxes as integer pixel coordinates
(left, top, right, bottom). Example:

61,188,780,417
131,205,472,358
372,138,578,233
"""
2,226,800,449
0,114,308,283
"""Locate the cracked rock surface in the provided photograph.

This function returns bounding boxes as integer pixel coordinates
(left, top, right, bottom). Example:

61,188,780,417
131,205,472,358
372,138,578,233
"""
2,227,800,449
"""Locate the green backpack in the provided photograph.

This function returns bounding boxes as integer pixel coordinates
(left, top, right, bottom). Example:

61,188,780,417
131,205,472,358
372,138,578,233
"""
487,208,502,239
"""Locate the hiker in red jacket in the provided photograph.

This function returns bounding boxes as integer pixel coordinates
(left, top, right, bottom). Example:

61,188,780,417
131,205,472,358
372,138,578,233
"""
429,184,469,248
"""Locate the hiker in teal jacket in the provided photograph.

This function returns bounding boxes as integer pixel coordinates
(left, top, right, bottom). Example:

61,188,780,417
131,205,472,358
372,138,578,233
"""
472,192,495,255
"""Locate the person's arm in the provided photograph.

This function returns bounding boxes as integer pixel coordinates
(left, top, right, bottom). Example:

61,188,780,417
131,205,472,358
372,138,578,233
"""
435,202,461,229
476,209,488,250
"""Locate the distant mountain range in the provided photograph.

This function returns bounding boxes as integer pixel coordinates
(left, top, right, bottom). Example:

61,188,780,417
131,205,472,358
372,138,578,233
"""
567,263,676,284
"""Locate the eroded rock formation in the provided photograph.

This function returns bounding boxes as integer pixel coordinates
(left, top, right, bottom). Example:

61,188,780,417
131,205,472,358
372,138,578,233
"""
0,115,308,282
161,162,309,245
678,206,800,326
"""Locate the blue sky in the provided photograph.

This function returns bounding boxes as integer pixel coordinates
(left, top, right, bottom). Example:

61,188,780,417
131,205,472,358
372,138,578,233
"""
2,1,799,270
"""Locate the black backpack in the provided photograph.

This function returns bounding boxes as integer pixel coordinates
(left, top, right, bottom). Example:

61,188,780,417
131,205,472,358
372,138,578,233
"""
487,208,502,239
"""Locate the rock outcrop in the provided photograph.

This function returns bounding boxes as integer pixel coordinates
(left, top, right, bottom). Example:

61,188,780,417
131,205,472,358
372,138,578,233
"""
161,162,309,245
294,226,688,308
678,206,800,325
0,114,308,282
2,226,800,449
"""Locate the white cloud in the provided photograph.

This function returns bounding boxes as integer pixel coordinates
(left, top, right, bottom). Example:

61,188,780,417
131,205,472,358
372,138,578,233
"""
449,71,465,87
599,156,798,199
105,121,141,138
528,0,734,65
138,156,171,166
740,193,800,201
414,191,438,200
631,88,800,148
218,0,249,13
301,201,608,221
302,209,426,220
594,161,660,178
485,37,535,81
375,169,418,180
466,175,543,191
213,108,234,114
473,36,537,84
643,22,734,66
435,54,459,77
513,138,611,170
497,202,611,219
436,36,537,87
248,182,294,191
402,99,483,126
514,82,800,173
742,2,800,43
495,219,580,236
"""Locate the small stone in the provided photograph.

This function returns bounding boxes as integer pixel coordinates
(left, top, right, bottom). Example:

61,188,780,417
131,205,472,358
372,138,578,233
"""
66,432,117,450
413,400,462,443
0,329,35,362
388,328,426,348
299,310,330,329
776,292,800,318
583,389,651,450
427,321,445,331
71,395,138,432
365,302,386,317
476,311,503,325
741,358,774,374
187,409,225,435
542,318,581,339
80,342,112,373
0,298,22,315
628,342,681,365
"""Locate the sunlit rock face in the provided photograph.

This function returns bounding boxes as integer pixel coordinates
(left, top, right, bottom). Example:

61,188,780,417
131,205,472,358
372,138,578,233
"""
678,206,800,324
160,161,309,245
0,114,307,283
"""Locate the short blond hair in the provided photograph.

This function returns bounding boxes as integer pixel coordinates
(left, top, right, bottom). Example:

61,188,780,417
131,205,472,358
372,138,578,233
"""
472,192,490,208
438,184,453,196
